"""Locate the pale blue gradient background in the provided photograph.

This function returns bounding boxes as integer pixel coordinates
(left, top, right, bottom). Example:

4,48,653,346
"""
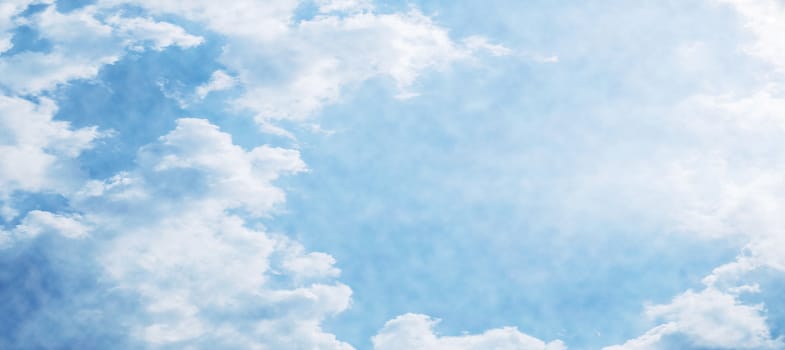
2,1,783,349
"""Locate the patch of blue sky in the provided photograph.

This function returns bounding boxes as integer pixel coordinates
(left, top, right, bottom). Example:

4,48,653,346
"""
55,0,96,13
0,193,70,228
0,25,52,57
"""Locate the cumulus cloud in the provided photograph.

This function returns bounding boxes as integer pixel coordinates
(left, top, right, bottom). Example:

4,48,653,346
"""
0,2,527,348
604,287,781,350
98,0,510,127
0,118,353,349
0,4,202,94
0,1,573,350
87,119,349,348
373,313,566,350
136,118,306,215
105,14,203,51
229,10,507,122
26,2,773,350
0,5,117,93
0,95,101,200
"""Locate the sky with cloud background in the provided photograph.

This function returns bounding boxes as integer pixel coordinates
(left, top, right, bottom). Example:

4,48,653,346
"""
2,0,785,349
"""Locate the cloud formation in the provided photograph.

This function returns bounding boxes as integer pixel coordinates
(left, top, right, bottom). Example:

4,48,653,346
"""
5,0,785,349
100,0,509,126
374,314,566,350
0,2,547,349
86,119,349,348
0,96,100,213
601,0,785,348
0,4,201,94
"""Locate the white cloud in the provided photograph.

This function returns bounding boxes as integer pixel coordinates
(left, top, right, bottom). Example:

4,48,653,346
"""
135,118,306,216
602,324,679,350
373,313,566,350
604,288,781,350
0,3,556,350
0,4,376,343
276,238,341,280
647,288,778,349
14,210,89,239
697,0,785,275
195,70,236,99
0,0,52,53
0,4,202,94
463,35,513,57
61,118,353,349
0,209,88,248
658,88,785,274
605,88,785,350
228,9,504,123
97,0,300,39
105,14,203,51
0,5,117,93
98,0,510,127
589,2,785,348
716,0,785,72
0,95,101,199
100,211,354,348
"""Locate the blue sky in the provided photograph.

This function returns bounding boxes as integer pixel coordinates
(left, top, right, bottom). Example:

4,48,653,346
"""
2,0,785,349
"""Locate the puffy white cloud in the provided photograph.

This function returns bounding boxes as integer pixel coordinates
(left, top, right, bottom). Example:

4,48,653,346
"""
98,0,510,125
604,288,781,350
0,95,101,200
0,4,202,94
99,211,353,349
230,10,475,121
373,313,566,350
137,118,306,215
0,5,117,93
1,2,552,350
195,70,236,99
277,240,341,280
61,118,352,349
69,118,306,223
105,14,203,51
